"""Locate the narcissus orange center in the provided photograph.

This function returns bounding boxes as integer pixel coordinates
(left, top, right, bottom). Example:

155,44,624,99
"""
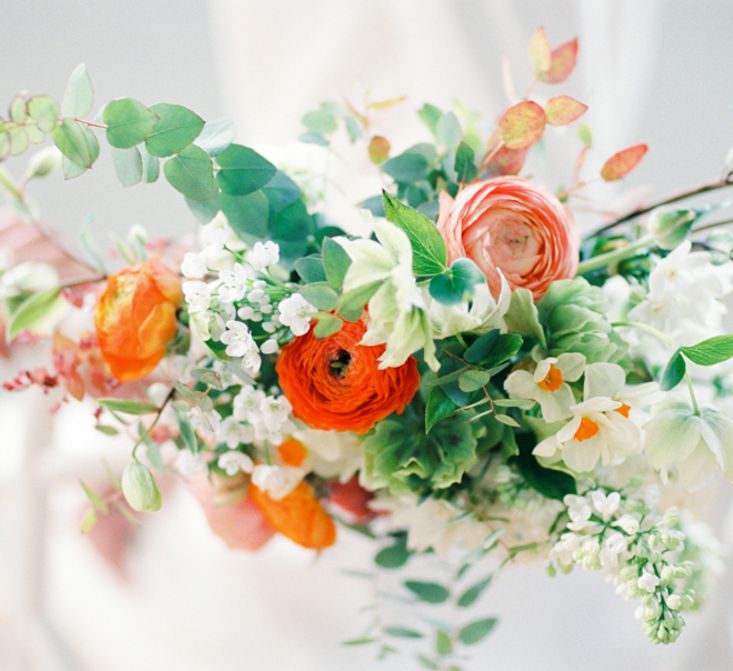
574,416,599,442
538,363,564,391
616,403,631,418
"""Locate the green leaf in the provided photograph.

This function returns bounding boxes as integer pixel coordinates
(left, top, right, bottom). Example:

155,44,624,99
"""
177,410,198,453
7,288,61,340
80,508,97,534
163,145,218,201
375,541,409,569
139,144,160,183
98,398,159,415
384,626,423,639
417,654,439,670
436,111,462,149
680,335,733,366
110,146,142,187
94,424,119,436
457,575,492,608
295,255,326,283
187,194,221,224
300,283,338,310
145,103,204,157
504,287,546,347
61,63,93,118
382,190,447,276
52,119,99,169
661,351,686,391
464,330,500,364
336,281,381,322
103,98,158,149
458,369,491,393
215,144,276,196
196,117,234,156
495,413,521,428
342,637,377,647
435,630,453,657
314,312,342,338
27,95,60,133
458,617,497,645
425,386,459,432
221,190,268,239
429,258,484,305
302,109,337,135
405,580,450,604
454,141,477,182
418,103,443,136
322,237,351,290
382,147,431,182
513,433,576,500
62,156,87,179
80,480,109,514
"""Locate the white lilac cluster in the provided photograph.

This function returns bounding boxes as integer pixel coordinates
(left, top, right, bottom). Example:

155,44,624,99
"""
549,489,698,644
181,230,317,373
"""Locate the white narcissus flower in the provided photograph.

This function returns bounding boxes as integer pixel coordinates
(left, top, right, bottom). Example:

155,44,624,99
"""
338,219,438,370
217,450,254,476
505,353,586,422
232,385,267,422
219,320,261,377
251,464,304,500
534,363,642,472
645,401,733,489
217,263,251,303
181,252,208,279
246,241,280,272
277,293,317,336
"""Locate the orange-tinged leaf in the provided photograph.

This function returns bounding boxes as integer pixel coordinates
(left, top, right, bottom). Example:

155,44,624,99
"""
499,101,546,149
249,481,336,550
366,96,408,110
528,27,551,75
368,135,390,164
541,38,578,84
485,141,529,176
545,96,588,126
600,144,649,181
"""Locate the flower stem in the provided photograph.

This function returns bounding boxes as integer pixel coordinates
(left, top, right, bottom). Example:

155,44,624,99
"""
586,178,733,239
611,320,676,347
131,388,175,461
685,373,701,416
576,234,655,275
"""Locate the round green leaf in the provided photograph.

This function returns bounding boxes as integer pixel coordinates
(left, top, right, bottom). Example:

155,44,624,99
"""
221,189,268,239
145,103,205,157
9,95,27,122
111,146,143,187
52,119,99,168
103,98,158,149
215,144,276,196
163,145,218,201
195,117,234,156
9,127,29,156
61,63,94,118
374,542,409,569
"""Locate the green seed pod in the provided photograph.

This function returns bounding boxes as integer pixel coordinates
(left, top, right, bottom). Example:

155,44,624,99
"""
121,461,162,512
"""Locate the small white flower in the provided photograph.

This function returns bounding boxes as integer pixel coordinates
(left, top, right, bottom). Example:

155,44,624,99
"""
250,464,304,500
181,252,208,279
277,293,317,336
246,241,280,272
220,320,257,357
217,450,254,476
217,415,254,449
261,338,279,354
247,288,268,305
600,530,629,568
564,494,592,531
637,568,661,593
614,514,640,535
590,490,621,519
175,450,208,480
238,305,255,320
218,263,251,303
232,385,266,422
183,281,211,313
505,353,586,422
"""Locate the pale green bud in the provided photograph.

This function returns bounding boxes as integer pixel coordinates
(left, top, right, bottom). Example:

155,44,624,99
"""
25,146,62,180
121,461,162,512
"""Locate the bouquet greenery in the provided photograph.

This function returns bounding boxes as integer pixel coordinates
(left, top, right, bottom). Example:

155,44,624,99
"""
2,27,733,668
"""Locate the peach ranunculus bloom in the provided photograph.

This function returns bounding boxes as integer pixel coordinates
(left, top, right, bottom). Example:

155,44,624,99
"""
437,176,579,300
94,258,182,382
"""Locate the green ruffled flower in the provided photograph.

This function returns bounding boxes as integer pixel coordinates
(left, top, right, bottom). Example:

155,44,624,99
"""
363,415,477,495
537,278,627,363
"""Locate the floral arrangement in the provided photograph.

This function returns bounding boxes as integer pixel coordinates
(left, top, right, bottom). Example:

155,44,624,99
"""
3,27,733,667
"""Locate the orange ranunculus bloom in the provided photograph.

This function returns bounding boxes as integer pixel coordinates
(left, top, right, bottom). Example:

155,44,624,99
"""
249,480,336,550
275,319,420,434
94,259,182,382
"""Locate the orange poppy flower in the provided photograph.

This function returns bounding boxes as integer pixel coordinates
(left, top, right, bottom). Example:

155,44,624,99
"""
249,480,336,550
275,319,420,433
94,259,182,382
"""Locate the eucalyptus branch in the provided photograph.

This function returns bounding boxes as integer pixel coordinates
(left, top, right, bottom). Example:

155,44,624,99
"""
587,178,733,238
131,387,175,460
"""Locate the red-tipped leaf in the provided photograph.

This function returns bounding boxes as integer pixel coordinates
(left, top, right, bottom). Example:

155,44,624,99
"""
541,38,578,84
499,101,546,149
600,144,649,181
528,28,551,75
545,96,588,126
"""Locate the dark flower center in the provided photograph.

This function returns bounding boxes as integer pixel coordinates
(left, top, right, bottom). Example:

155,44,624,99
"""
328,349,352,377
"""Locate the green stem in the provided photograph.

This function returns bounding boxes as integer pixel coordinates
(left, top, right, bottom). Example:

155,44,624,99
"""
577,234,655,275
131,388,175,460
685,373,701,416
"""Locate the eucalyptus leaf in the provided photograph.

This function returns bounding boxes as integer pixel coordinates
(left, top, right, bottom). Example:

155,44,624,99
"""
215,144,276,196
322,237,351,290
103,98,158,149
98,398,159,415
61,63,93,118
27,95,59,133
404,580,450,604
457,575,492,608
458,617,497,645
195,117,235,156
163,145,218,201
221,189,268,239
299,283,338,310
52,119,99,168
110,146,142,187
145,103,204,157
